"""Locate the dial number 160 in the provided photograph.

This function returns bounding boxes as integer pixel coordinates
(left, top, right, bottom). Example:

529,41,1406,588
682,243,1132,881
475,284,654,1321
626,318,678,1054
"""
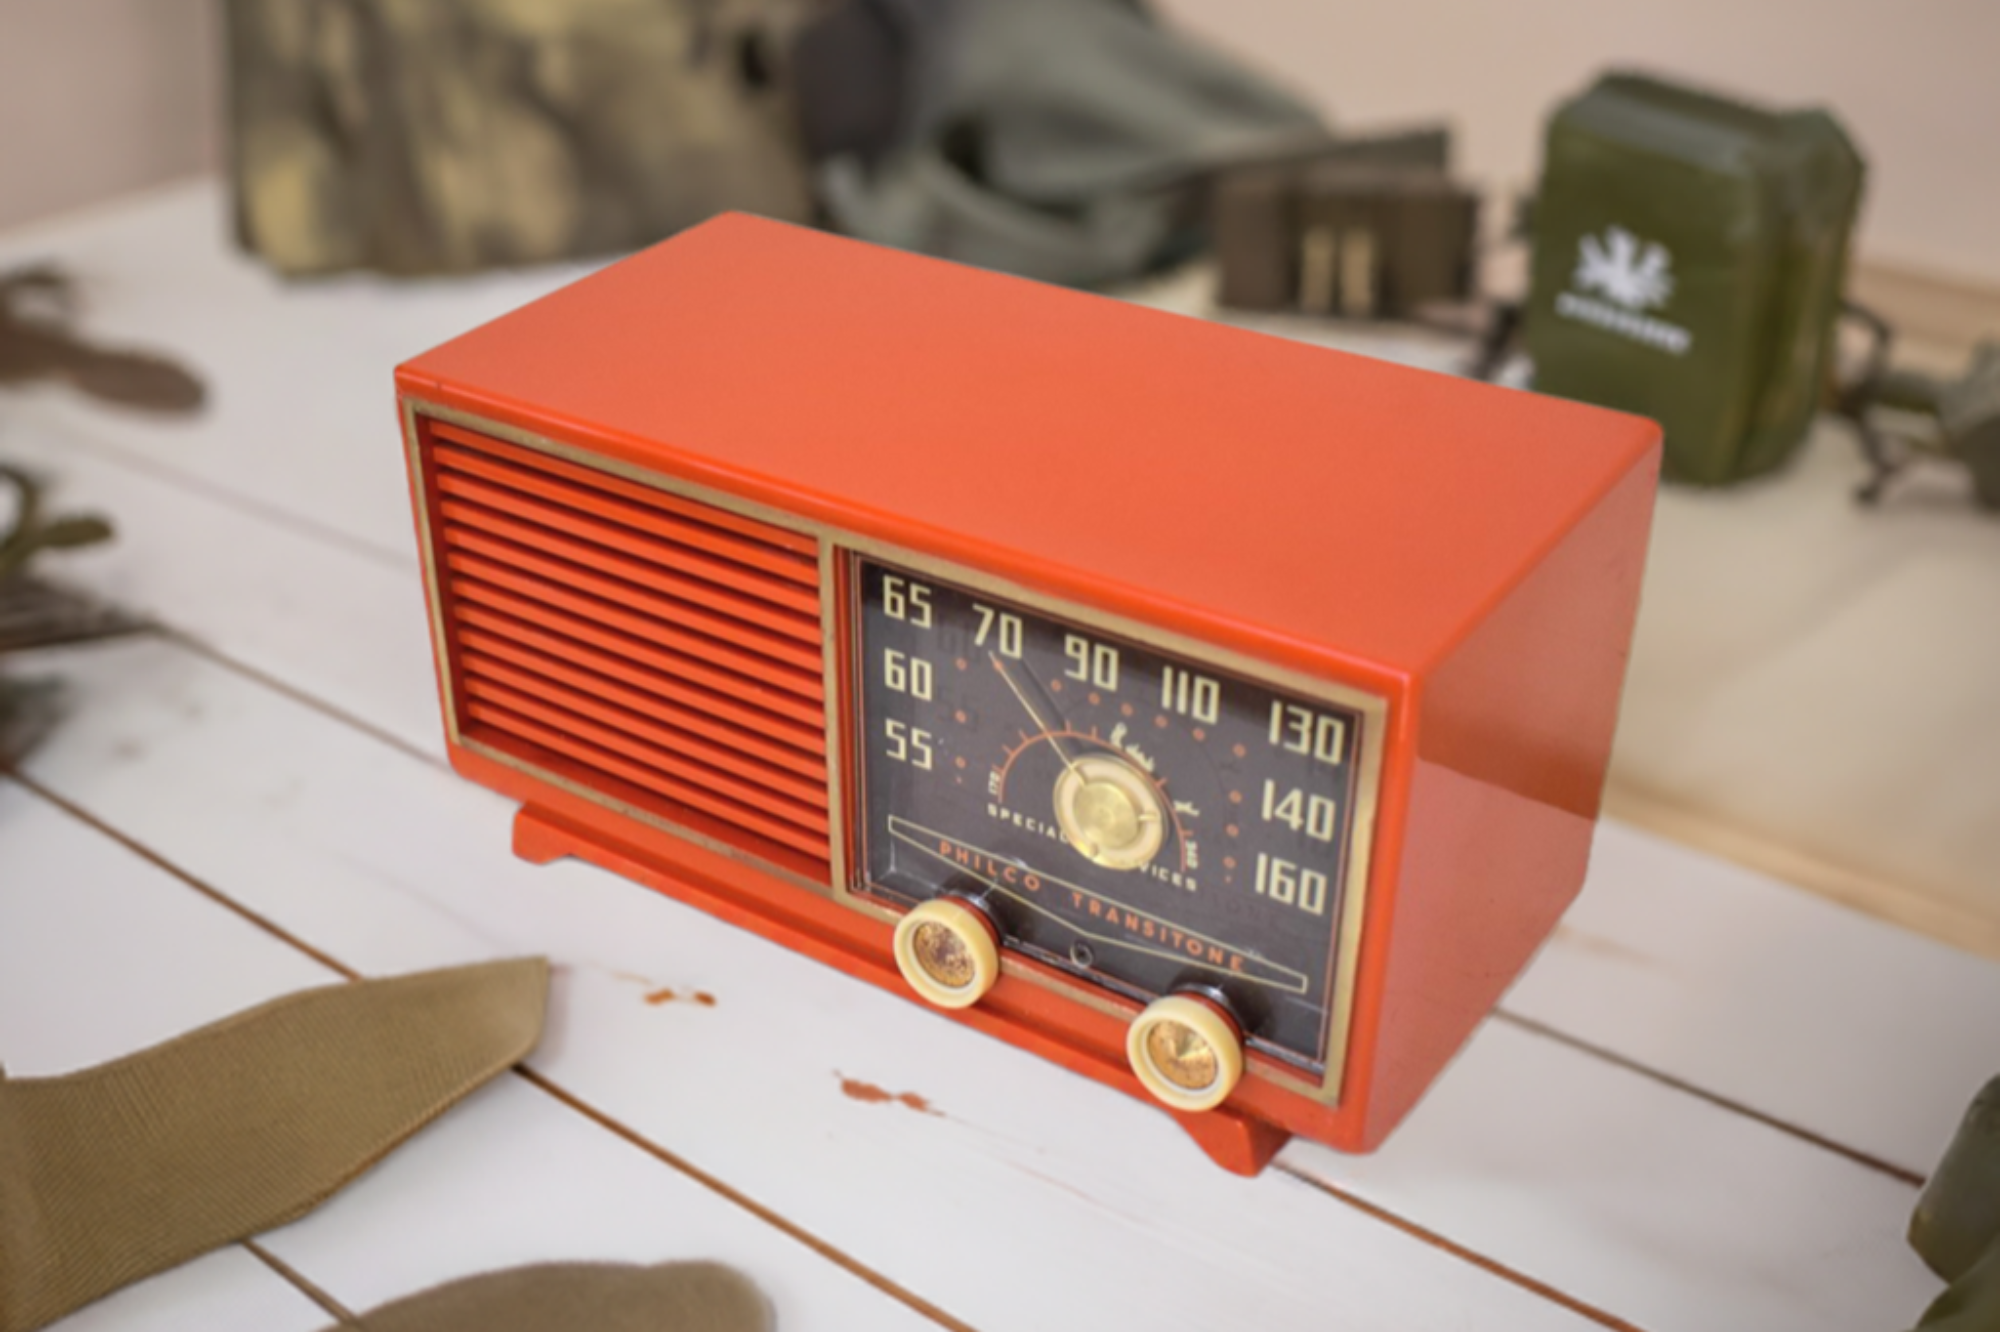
1254,852,1328,916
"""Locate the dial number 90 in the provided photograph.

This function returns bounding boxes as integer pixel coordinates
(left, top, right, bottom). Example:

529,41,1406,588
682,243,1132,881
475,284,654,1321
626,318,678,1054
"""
1063,635,1119,690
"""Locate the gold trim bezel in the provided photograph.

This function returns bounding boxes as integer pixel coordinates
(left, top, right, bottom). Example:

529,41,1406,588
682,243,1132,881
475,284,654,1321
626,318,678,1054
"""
400,397,1386,1106
835,538,1387,1106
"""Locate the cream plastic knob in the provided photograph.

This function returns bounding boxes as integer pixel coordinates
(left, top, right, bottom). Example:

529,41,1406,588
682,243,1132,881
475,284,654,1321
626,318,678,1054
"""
892,897,1001,1009
1126,993,1243,1112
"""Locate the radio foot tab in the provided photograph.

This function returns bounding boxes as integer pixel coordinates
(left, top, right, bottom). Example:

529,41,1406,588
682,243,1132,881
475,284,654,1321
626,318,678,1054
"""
513,805,574,866
1169,1105,1292,1177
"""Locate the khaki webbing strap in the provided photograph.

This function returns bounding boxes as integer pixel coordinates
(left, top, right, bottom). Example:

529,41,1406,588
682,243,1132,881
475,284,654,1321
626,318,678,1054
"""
0,958,548,1332
1912,1075,2000,1284
1913,1237,2000,1331
333,1261,771,1332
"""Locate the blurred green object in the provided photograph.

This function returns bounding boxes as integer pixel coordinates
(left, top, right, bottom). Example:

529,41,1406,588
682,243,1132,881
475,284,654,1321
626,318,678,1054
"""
1524,72,1865,486
810,0,1332,287
1838,319,2000,509
0,465,149,767
1212,127,1479,319
0,676,60,770
1909,1077,2000,1330
0,266,205,413
223,0,815,277
1914,1245,2000,1332
0,465,113,586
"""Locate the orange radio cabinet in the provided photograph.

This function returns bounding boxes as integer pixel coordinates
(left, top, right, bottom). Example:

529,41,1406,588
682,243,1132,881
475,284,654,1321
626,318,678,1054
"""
396,214,1660,1174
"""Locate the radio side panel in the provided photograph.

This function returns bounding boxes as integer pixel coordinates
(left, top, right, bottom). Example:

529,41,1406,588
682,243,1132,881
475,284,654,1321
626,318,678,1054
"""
1358,440,1660,1146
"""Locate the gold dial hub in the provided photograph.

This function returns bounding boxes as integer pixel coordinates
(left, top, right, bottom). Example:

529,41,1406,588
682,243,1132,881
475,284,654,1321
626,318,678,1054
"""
1052,754,1166,870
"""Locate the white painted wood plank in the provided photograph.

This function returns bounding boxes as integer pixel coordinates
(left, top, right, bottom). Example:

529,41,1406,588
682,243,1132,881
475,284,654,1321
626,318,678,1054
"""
18,635,1950,1332
39,1248,329,1332
255,1073,947,1332
0,782,953,1332
1608,425,2000,945
0,782,335,1332
1280,1020,1939,1332
1513,819,2000,1177
0,779,332,1071
0,181,589,565
1,412,445,759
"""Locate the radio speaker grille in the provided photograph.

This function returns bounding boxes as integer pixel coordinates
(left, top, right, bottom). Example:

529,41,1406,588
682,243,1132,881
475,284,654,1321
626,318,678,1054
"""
421,419,831,882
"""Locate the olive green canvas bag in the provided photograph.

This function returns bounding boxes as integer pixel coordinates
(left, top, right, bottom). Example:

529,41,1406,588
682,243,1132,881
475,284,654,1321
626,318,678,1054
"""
1523,72,1865,486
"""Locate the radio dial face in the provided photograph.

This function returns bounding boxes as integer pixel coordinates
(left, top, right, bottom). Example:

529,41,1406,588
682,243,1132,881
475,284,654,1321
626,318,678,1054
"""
851,557,1372,1077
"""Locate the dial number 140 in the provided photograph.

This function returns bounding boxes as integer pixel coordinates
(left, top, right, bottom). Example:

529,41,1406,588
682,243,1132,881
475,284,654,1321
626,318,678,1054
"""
1260,780,1338,841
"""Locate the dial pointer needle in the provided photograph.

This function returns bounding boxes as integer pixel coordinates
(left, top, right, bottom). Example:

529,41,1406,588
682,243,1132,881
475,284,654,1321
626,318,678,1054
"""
990,654,1084,782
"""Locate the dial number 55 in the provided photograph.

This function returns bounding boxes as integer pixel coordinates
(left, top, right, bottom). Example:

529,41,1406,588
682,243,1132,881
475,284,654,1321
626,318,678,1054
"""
884,718,935,770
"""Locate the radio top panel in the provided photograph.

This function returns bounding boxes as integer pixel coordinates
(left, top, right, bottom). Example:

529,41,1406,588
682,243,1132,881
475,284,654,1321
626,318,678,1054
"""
398,213,1655,689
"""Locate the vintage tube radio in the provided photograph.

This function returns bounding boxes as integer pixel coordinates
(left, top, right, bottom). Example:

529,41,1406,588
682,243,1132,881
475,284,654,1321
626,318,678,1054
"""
396,214,1659,1174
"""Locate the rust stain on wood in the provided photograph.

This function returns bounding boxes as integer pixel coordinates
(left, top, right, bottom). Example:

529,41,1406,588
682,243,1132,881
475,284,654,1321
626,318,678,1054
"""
643,986,720,1007
838,1074,942,1116
1552,924,1661,971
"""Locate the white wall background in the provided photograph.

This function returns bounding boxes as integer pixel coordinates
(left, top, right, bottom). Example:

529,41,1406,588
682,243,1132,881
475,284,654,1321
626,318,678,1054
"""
1,0,1996,286
0,0,219,233
1158,0,2000,286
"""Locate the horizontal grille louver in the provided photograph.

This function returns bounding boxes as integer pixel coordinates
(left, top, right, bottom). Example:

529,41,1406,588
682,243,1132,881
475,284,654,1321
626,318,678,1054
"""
423,420,831,880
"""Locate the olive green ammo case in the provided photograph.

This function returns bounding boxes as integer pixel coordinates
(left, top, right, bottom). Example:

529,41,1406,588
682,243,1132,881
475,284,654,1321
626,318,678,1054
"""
1524,74,1865,485
1213,129,1477,319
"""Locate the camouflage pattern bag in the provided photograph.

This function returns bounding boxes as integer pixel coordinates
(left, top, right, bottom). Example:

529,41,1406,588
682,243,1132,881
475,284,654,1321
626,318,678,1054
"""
224,0,816,277
1523,73,1865,485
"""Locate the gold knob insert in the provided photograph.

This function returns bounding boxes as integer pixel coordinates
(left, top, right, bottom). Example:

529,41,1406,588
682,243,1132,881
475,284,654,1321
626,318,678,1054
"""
1053,753,1166,871
893,897,1000,1009
1126,993,1243,1112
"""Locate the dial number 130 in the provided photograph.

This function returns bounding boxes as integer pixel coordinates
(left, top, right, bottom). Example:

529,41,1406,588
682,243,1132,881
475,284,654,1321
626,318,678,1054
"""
1269,701,1347,763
